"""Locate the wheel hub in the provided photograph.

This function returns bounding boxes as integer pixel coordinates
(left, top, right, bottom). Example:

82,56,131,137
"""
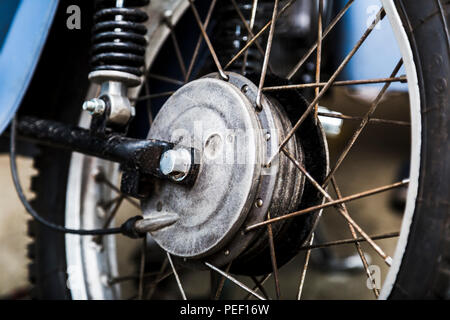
142,72,325,272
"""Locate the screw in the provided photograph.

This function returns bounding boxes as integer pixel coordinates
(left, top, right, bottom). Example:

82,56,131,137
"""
255,198,263,208
159,149,192,181
83,98,106,116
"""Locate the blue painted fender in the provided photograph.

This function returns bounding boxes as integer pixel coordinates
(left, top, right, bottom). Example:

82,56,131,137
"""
0,0,59,134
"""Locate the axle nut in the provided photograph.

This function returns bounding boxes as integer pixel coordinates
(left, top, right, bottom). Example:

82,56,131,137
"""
159,149,192,181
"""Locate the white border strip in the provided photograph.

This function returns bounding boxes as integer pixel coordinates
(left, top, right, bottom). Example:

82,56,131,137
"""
379,0,422,299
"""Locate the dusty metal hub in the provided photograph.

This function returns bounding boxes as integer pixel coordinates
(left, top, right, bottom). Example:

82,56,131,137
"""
142,72,326,273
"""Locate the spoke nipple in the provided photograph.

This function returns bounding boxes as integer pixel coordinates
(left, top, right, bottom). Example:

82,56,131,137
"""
163,10,173,27
219,70,229,81
317,106,343,137
93,168,106,182
385,256,393,266
83,98,106,116
100,274,110,287
255,93,264,112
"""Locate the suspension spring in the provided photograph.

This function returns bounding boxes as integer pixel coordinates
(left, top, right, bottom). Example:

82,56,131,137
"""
85,0,150,128
212,1,272,75
90,0,150,83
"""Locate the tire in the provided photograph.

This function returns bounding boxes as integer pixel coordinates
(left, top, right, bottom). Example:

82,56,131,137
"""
21,0,94,299
386,0,450,299
25,0,449,299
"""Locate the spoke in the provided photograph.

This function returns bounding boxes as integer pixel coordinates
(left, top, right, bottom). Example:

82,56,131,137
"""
314,0,324,120
147,73,184,86
242,0,258,75
299,231,399,251
189,0,228,80
246,178,409,232
283,148,394,266
287,0,355,80
134,91,175,102
224,0,298,70
229,0,274,75
268,8,386,166
318,112,410,127
213,262,231,300
147,268,174,286
138,235,147,300
164,17,187,80
145,257,169,299
263,76,407,91
107,271,160,285
185,0,217,82
297,233,314,300
167,252,187,300
256,0,279,109
143,80,153,126
98,195,122,210
93,195,124,244
205,262,266,300
323,59,404,186
331,177,379,298
250,276,270,300
244,274,271,300
267,212,281,299
94,171,140,209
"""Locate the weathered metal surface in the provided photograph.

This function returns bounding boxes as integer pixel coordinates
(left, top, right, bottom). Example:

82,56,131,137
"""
142,75,263,259
142,72,306,267
204,73,305,269
14,116,172,178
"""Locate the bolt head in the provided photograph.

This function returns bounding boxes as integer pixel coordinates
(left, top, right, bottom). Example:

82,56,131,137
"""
159,149,192,181
160,151,176,175
83,98,106,116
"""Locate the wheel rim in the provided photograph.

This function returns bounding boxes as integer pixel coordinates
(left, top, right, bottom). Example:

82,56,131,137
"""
64,0,421,300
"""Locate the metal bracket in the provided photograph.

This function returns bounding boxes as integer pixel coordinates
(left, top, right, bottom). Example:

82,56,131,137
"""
12,116,199,198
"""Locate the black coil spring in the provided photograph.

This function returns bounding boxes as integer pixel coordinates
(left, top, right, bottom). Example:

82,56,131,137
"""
91,0,150,77
212,1,272,75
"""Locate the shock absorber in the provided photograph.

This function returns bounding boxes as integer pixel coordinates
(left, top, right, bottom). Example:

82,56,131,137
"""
211,0,272,75
83,0,150,128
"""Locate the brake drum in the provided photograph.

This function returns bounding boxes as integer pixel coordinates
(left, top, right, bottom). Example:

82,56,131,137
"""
142,72,309,269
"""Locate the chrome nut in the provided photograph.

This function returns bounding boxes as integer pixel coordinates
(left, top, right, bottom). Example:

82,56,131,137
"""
159,149,192,181
82,98,106,116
